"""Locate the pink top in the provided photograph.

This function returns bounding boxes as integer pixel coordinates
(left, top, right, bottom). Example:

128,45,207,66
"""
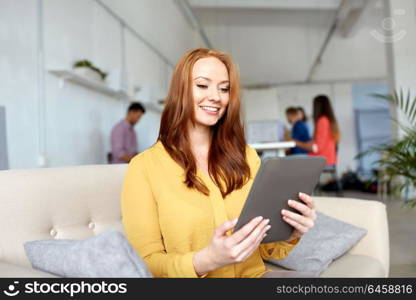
110,119,138,163
309,116,337,166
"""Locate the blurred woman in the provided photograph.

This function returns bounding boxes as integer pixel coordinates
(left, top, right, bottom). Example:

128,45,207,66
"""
294,95,340,166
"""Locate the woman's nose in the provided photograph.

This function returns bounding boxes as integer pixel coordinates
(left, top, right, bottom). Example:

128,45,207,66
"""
208,86,221,101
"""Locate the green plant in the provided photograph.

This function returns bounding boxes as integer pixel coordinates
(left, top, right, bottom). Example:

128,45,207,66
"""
73,60,107,80
358,88,416,208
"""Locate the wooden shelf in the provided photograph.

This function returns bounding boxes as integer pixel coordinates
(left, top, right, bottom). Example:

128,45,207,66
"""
49,69,129,99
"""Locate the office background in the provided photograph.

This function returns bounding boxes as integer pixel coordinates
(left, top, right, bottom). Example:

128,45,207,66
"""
2,0,413,174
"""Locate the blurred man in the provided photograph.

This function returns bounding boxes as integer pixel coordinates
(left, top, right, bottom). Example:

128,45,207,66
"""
286,107,311,155
110,102,145,163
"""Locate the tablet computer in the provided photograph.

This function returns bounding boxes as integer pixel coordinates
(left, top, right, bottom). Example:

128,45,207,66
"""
234,156,326,243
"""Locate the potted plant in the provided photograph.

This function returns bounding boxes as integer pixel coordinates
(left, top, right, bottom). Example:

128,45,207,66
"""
359,89,416,207
73,60,108,82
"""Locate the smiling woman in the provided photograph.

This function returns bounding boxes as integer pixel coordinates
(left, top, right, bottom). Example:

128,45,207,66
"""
121,48,316,278
159,49,249,196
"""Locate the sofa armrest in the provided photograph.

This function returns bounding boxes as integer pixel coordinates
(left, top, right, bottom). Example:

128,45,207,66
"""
0,261,57,278
313,197,390,277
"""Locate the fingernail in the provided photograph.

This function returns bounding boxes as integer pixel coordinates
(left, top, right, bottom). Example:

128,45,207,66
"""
266,225,271,230
288,200,292,205
281,209,286,214
264,219,270,224
257,216,264,221
299,192,304,197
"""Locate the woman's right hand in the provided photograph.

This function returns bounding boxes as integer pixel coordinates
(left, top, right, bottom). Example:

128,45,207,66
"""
193,216,271,276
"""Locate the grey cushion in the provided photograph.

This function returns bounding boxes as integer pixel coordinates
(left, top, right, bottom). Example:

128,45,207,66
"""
267,211,367,275
24,229,152,278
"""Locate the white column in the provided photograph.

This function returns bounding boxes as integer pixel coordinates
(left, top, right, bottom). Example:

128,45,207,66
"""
383,0,416,138
383,0,416,200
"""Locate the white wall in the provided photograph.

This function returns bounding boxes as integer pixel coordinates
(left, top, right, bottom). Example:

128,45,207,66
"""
0,0,39,169
43,0,123,167
242,82,358,176
242,88,279,121
0,0,199,169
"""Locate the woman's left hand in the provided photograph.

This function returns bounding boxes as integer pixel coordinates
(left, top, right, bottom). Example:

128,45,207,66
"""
281,192,316,242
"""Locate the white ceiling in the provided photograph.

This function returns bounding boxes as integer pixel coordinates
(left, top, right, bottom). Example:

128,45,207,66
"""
188,0,342,10
188,0,387,87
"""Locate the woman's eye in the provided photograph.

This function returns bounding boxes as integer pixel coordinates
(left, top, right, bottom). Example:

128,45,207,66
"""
197,84,208,89
220,87,230,93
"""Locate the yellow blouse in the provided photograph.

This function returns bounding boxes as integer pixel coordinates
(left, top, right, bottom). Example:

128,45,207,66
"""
121,141,299,278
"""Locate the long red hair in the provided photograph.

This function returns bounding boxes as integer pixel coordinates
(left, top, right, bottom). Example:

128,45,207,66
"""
158,48,250,198
312,95,340,142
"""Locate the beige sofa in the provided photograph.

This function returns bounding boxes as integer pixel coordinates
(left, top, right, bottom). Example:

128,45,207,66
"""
0,164,389,277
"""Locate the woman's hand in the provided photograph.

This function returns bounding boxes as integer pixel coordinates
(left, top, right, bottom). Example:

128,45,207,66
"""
193,217,271,276
282,192,316,242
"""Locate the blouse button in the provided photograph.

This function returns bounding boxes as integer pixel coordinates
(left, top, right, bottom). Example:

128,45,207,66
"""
88,222,95,230
50,228,57,237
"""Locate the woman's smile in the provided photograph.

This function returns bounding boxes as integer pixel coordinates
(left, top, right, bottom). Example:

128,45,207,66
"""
199,105,220,115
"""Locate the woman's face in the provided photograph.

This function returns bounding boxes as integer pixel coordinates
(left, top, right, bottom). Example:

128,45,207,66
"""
192,56,230,127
